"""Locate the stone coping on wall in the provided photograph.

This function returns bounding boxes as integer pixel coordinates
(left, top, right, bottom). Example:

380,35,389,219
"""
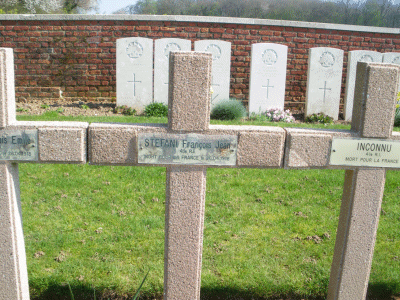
1,13,400,35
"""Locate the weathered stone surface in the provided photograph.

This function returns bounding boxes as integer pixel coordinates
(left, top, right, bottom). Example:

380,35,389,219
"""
168,52,212,132
89,124,285,168
0,48,16,128
9,121,88,164
0,48,29,300
327,62,400,300
284,128,356,169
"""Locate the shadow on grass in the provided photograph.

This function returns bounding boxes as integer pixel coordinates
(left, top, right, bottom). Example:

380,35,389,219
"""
30,282,400,300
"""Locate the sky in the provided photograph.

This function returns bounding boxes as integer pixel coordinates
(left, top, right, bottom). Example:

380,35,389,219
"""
95,0,139,14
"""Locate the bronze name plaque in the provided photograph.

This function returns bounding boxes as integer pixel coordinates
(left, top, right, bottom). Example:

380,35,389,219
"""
0,130,38,161
138,133,237,166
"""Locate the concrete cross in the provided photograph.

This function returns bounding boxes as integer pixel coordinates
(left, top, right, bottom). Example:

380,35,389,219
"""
285,62,400,299
0,48,88,300
89,52,286,300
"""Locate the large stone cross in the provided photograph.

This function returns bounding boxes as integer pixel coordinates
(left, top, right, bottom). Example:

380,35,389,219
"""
0,48,88,300
89,52,286,300
285,62,400,299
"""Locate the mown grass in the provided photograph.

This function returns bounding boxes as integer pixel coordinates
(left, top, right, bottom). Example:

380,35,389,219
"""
16,113,400,299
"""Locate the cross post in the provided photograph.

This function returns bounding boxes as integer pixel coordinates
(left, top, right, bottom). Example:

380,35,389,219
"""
0,48,88,300
327,62,400,299
284,61,400,300
89,52,286,299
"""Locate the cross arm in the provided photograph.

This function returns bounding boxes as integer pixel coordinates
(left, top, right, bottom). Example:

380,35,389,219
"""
284,127,400,169
88,123,285,168
6,121,88,164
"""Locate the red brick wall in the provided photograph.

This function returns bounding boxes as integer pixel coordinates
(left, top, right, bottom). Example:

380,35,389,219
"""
0,16,399,111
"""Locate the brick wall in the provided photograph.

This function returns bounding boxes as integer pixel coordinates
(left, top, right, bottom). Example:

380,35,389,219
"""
0,15,399,112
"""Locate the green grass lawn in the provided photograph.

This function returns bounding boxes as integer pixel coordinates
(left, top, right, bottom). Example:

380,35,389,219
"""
16,114,400,299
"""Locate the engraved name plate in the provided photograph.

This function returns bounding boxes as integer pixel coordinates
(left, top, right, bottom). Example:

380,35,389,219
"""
138,133,237,166
0,130,38,161
330,138,400,168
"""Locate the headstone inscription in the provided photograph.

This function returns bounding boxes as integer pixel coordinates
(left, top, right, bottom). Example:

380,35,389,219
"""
194,40,231,108
116,37,153,113
249,43,288,113
383,52,400,92
0,48,88,300
343,50,383,121
305,47,344,120
89,52,286,300
285,62,400,299
154,38,191,105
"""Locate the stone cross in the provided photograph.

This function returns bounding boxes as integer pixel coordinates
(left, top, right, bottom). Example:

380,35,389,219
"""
0,48,88,300
89,52,286,300
285,62,400,299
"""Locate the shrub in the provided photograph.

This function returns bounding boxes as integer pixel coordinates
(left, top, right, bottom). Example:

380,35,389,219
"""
144,103,168,117
210,99,246,120
395,92,400,127
305,113,333,124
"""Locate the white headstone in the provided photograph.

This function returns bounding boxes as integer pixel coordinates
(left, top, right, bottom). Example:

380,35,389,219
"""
116,37,153,113
248,43,288,113
383,52,400,92
343,50,383,120
194,40,231,108
305,47,344,120
154,38,191,104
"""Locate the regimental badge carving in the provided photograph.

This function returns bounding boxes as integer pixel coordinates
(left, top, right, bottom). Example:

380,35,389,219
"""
164,43,181,58
392,57,400,65
205,44,222,61
262,49,278,65
360,55,373,62
126,42,143,59
319,51,335,68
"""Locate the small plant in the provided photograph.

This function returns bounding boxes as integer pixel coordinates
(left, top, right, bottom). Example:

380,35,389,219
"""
305,113,334,124
144,102,168,117
56,107,64,113
210,99,246,120
16,107,29,112
113,105,136,116
264,108,295,123
80,104,89,110
394,92,400,127
41,104,50,109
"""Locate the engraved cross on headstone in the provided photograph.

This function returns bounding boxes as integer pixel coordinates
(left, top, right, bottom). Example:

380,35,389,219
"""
89,52,286,300
319,80,331,103
262,79,274,99
128,73,141,97
0,48,88,300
